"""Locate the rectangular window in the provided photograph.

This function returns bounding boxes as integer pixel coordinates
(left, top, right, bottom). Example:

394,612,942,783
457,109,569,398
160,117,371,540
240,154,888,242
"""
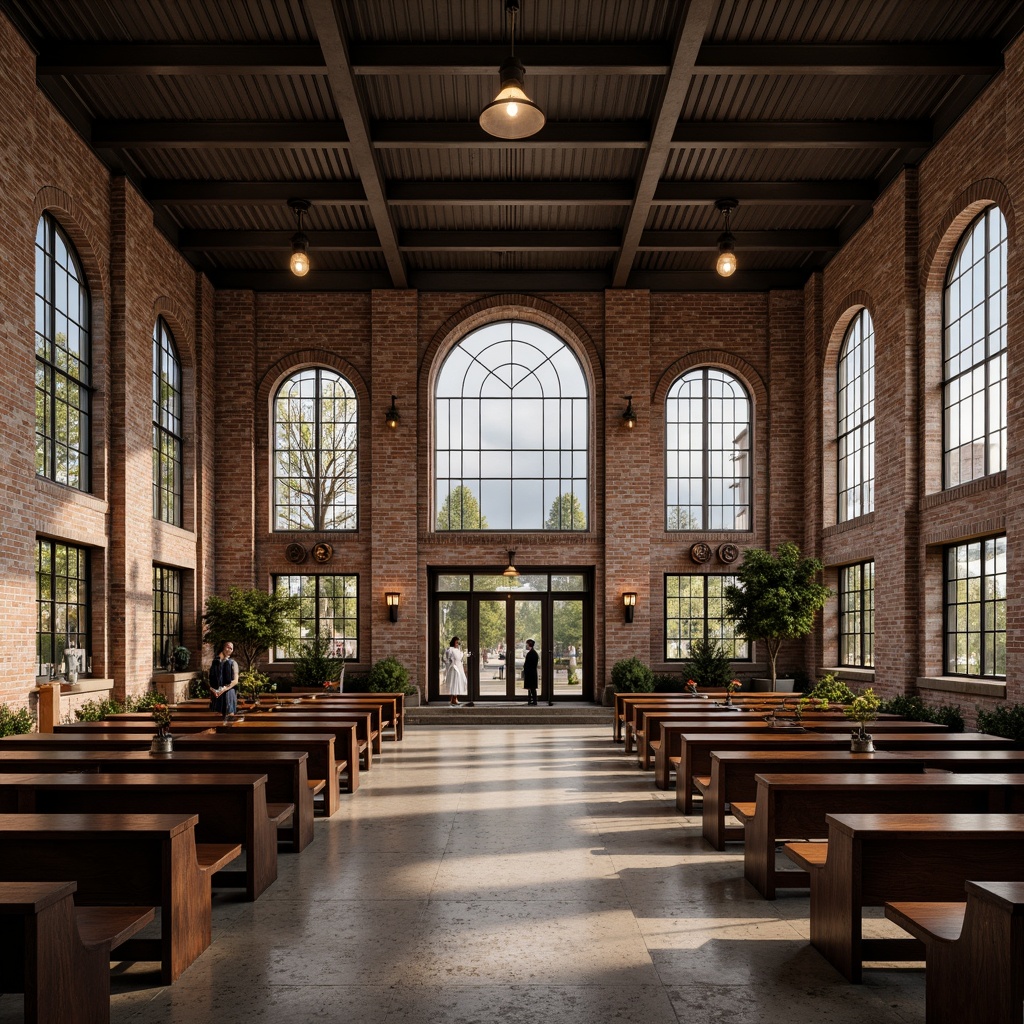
945,535,1006,678
665,574,748,661
838,561,874,668
273,574,358,661
153,565,182,670
36,538,89,675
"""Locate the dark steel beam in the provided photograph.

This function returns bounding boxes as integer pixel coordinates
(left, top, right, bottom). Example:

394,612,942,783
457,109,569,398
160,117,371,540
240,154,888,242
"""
693,43,1001,76
652,180,878,206
399,230,621,252
178,230,381,251
638,230,840,251
410,271,612,291
371,121,650,148
37,44,327,75
671,120,933,148
613,0,717,287
387,181,635,205
211,270,393,290
142,180,367,205
92,120,349,148
630,270,810,290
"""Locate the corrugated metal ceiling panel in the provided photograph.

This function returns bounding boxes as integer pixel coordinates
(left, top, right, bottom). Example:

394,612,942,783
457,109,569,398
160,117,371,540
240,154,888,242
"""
391,204,624,231
377,148,643,181
124,146,358,181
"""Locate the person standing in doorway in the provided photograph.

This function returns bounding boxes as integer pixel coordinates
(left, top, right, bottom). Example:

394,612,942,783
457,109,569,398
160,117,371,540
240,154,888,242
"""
522,638,539,705
442,636,470,707
209,641,239,719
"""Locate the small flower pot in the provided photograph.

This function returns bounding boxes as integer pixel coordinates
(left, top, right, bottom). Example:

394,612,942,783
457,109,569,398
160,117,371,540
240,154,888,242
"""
150,734,174,755
850,735,874,753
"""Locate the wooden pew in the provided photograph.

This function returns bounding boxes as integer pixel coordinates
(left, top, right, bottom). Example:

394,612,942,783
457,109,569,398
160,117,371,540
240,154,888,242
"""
0,880,154,1024
699,751,927,850
0,748,316,852
888,749,1024,772
736,771,1011,897
0,812,242,984
0,771,284,901
782,812,1024,982
885,880,1024,1024
670,730,1015,813
259,694,404,743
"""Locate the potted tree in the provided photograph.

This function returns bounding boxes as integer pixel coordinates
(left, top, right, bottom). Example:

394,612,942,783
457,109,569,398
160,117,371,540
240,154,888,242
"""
724,542,830,693
845,687,880,752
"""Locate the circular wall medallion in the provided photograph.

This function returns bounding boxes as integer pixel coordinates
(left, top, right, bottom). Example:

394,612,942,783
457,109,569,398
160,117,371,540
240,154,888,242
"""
285,543,307,564
312,542,334,564
717,543,740,564
690,542,713,564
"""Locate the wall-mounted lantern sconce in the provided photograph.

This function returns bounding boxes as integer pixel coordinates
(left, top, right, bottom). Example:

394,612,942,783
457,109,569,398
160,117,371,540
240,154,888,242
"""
623,591,637,623
622,395,637,430
385,592,400,622
384,395,400,429
502,549,520,578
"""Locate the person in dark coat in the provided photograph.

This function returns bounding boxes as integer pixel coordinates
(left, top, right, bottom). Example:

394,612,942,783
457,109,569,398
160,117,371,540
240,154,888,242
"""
522,638,539,705
208,641,239,718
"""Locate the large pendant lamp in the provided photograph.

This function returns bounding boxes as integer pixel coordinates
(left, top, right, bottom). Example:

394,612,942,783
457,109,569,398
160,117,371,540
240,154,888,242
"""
479,0,545,140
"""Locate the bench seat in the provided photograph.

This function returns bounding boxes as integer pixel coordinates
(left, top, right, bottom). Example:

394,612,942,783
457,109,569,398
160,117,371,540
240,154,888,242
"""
266,801,294,827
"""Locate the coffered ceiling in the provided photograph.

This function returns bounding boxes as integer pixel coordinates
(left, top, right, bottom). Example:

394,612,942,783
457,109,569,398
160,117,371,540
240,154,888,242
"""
4,0,1022,291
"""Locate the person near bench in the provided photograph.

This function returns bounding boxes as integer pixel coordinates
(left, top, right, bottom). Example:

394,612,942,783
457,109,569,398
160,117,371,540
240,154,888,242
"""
209,640,239,718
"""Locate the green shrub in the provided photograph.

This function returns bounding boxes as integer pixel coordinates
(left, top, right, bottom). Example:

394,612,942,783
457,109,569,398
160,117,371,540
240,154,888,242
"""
238,668,274,703
933,703,965,732
366,656,416,696
806,672,856,704
878,694,964,732
610,657,655,693
188,671,210,699
977,703,1024,743
291,636,344,689
653,673,686,693
685,637,732,690
0,704,33,736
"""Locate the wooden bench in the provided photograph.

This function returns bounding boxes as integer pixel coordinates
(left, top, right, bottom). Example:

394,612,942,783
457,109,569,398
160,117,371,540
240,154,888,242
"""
0,748,316,852
699,751,926,850
737,771,1012,898
0,880,154,1024
263,694,403,744
0,812,242,984
782,811,1024,982
0,771,284,902
888,749,1024,772
885,880,1024,1024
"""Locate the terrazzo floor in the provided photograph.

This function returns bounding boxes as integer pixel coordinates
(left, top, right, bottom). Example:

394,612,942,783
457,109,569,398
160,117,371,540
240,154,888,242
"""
6,724,927,1023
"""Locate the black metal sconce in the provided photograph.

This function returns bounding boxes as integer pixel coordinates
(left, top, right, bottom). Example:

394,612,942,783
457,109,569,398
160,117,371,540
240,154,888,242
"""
622,395,637,429
385,395,400,429
386,592,400,622
623,592,637,623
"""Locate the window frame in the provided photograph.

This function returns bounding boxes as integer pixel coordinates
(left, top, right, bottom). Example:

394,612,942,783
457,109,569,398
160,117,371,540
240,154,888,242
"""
665,368,752,532
152,564,182,670
272,367,359,533
36,538,90,676
664,572,750,662
153,317,183,526
35,213,92,491
941,206,1007,490
943,534,1006,680
838,561,875,668
836,310,875,522
272,573,359,662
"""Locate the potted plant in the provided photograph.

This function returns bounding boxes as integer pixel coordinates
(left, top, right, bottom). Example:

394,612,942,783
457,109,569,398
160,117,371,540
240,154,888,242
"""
366,656,419,704
291,636,344,691
724,543,831,692
203,586,298,676
172,645,191,672
607,657,655,704
845,687,880,752
724,678,742,707
686,637,732,692
237,668,275,708
150,702,173,755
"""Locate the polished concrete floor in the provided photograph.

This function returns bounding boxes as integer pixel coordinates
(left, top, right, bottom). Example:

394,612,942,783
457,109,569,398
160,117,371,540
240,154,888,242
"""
8,725,927,1023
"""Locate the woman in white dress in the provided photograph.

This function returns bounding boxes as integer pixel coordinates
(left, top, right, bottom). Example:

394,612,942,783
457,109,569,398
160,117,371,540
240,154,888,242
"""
442,636,470,707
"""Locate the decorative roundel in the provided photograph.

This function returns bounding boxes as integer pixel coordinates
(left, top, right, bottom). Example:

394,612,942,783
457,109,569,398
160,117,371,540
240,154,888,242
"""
717,543,740,564
690,542,713,564
312,541,334,564
285,543,307,564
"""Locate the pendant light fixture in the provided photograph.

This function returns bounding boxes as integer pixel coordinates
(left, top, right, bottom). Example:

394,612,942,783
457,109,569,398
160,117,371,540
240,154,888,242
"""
502,549,520,578
479,0,545,140
288,198,311,277
715,198,738,278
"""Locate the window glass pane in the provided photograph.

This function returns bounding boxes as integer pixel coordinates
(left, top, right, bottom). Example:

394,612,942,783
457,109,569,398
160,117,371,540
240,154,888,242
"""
152,565,182,669
273,575,359,661
36,538,90,676
664,574,748,661
152,318,183,526
944,535,1005,679
434,321,589,531
836,310,875,522
838,561,874,668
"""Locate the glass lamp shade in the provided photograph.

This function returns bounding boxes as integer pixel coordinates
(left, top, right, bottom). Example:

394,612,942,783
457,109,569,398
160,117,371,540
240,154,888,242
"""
716,236,737,277
479,57,545,139
290,234,310,277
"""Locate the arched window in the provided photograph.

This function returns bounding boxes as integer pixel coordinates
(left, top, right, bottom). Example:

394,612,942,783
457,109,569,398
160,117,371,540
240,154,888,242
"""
273,368,358,531
943,206,1007,488
435,320,588,531
153,317,182,525
666,368,751,531
35,213,91,490
836,309,875,521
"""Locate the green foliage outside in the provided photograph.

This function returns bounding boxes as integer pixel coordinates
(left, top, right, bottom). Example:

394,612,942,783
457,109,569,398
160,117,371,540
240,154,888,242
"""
366,656,416,696
976,703,1024,742
238,668,275,704
545,492,586,531
436,485,488,531
0,704,33,736
685,637,732,690
805,672,856,704
844,687,880,738
724,543,830,691
291,636,344,689
611,657,655,693
878,694,965,732
203,586,299,670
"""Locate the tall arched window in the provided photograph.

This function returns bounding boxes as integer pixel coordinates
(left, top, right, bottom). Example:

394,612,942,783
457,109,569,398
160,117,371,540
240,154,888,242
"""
943,206,1007,488
35,213,91,490
666,368,751,531
153,317,182,525
273,368,358,531
836,309,875,521
435,320,589,531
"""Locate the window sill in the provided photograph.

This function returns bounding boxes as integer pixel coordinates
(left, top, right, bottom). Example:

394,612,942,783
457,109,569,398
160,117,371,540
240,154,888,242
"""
32,678,112,696
822,666,875,683
917,676,1006,699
